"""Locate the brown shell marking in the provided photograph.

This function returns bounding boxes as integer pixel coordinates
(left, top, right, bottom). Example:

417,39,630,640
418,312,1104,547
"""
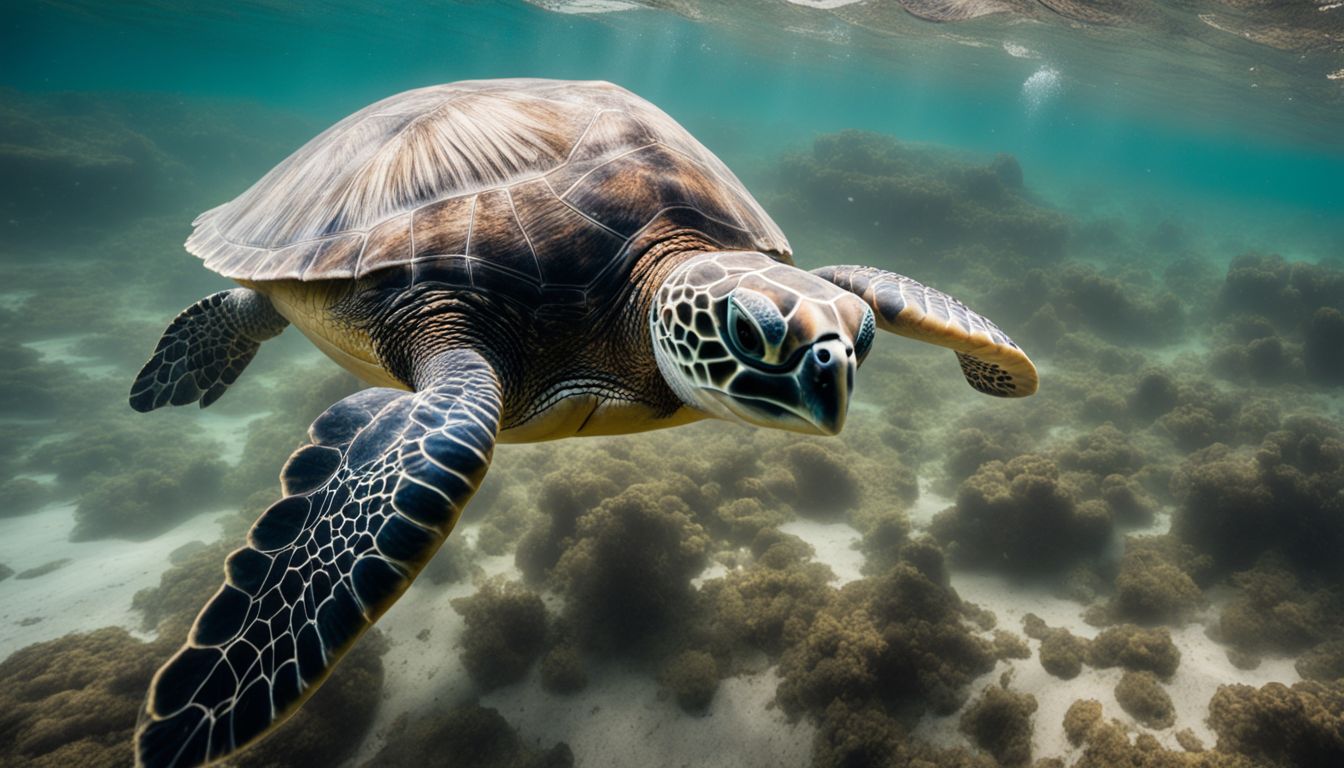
188,79,789,288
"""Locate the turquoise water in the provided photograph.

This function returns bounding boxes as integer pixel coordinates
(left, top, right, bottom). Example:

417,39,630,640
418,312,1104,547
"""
2,2,1343,767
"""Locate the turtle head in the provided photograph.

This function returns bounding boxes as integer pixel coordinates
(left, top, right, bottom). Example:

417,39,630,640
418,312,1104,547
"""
651,252,876,435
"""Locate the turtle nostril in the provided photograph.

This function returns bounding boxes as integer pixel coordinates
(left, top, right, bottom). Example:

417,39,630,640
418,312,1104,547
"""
845,346,854,358
816,347,831,364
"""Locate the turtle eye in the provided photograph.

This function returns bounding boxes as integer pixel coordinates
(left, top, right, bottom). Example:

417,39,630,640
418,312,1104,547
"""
727,289,784,362
854,309,876,364
734,314,763,357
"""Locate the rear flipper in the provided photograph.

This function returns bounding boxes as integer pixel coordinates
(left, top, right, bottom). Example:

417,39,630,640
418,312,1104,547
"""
135,350,502,768
130,288,289,412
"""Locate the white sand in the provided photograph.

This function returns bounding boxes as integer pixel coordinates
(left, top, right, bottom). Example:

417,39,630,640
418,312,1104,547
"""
23,335,119,379
780,518,865,585
940,573,1303,759
0,501,228,658
907,477,954,528
483,664,813,768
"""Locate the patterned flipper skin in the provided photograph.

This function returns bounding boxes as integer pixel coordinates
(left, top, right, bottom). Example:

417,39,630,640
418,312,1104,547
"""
129,289,289,412
135,351,500,768
813,265,1038,397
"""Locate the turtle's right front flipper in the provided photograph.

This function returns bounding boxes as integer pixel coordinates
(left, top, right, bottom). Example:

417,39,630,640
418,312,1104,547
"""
135,350,501,768
129,288,288,412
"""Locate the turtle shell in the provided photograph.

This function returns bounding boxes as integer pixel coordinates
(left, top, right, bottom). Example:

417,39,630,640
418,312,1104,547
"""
187,79,790,297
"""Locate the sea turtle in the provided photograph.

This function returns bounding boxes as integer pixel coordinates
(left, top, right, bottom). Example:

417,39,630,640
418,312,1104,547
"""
128,78,1037,767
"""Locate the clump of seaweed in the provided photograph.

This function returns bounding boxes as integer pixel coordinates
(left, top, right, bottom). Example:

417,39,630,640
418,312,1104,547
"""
1171,416,1344,576
781,442,861,518
1063,700,1256,767
1036,627,1089,680
1114,671,1176,729
778,546,995,718
1086,624,1182,679
810,698,996,768
553,482,710,652
451,579,549,692
0,627,169,767
933,453,1109,573
958,684,1038,767
1296,640,1344,682
1063,699,1103,747
1212,556,1341,658
1104,534,1207,624
701,538,834,655
515,469,619,582
659,649,720,714
1208,681,1344,767
539,644,588,695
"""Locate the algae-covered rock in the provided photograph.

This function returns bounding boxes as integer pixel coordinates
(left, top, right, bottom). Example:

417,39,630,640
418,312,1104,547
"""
934,453,1111,573
778,554,995,719
958,685,1038,767
0,477,48,518
1208,681,1344,767
0,627,167,767
1115,671,1175,729
1024,615,1089,680
540,644,588,695
992,630,1031,661
1109,535,1205,624
774,130,1068,261
701,545,834,655
1063,699,1103,746
1296,640,1344,682
1086,624,1181,679
781,442,861,518
451,580,548,691
554,482,710,651
659,649,720,714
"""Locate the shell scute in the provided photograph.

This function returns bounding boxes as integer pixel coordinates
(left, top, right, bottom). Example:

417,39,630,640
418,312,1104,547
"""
466,188,540,281
357,213,414,275
508,177,626,287
186,79,790,290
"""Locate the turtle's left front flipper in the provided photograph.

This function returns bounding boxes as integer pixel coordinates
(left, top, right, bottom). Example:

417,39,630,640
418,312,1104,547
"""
814,265,1038,397
135,350,501,768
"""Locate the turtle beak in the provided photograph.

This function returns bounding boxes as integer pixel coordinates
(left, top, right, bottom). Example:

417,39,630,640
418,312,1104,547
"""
796,337,853,435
